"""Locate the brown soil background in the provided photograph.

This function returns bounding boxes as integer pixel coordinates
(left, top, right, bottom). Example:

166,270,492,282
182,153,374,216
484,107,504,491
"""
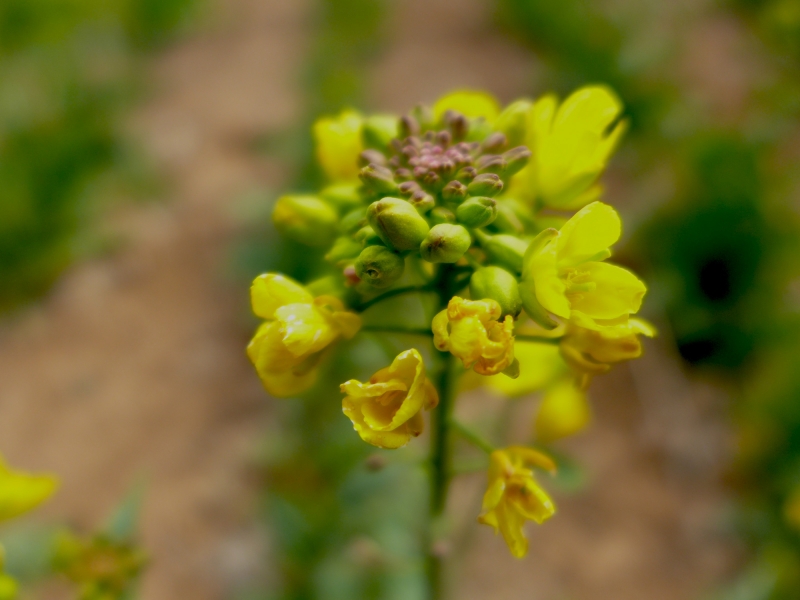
0,0,750,598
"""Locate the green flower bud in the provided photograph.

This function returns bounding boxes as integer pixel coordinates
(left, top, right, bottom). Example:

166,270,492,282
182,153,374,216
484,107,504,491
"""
340,207,367,234
430,207,456,225
481,132,508,153
355,245,405,288
476,154,506,174
420,224,472,263
456,196,497,228
442,180,468,203
355,225,383,246
502,146,532,177
325,236,363,266
456,166,478,182
494,99,532,147
321,183,363,213
367,197,431,251
477,232,528,274
490,199,535,234
467,173,504,197
409,190,435,213
273,194,338,247
360,163,398,194
470,266,522,318
362,115,398,150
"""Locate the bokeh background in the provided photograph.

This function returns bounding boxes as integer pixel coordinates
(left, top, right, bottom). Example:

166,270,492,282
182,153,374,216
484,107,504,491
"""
1,0,800,598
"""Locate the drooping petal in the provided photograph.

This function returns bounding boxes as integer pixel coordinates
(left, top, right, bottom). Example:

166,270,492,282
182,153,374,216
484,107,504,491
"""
250,273,313,320
567,262,646,320
556,202,621,264
496,501,528,559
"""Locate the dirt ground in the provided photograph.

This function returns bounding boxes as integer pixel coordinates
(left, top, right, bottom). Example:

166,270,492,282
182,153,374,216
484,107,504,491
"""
0,0,744,598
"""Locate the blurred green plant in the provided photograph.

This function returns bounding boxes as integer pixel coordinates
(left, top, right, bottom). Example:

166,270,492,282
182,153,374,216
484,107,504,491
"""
0,0,200,311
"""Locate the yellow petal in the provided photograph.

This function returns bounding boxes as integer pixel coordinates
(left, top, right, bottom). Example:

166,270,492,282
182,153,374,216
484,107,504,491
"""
535,379,591,442
556,202,621,264
274,304,339,357
342,399,413,449
506,446,558,474
567,262,646,320
250,274,312,320
527,239,570,318
481,478,507,513
433,90,501,122
313,109,363,182
496,501,528,558
509,478,556,524
0,459,58,523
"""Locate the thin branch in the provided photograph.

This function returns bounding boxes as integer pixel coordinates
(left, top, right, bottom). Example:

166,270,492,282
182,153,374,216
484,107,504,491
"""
515,334,563,345
449,418,495,454
355,285,435,312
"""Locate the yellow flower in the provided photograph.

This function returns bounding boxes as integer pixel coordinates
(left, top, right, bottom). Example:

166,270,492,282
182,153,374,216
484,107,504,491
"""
0,456,58,523
478,446,557,558
486,342,567,398
433,90,501,122
0,572,16,600
560,317,656,376
432,297,516,376
509,85,626,209
341,349,439,449
522,202,646,330
313,109,363,182
247,274,361,397
534,378,591,443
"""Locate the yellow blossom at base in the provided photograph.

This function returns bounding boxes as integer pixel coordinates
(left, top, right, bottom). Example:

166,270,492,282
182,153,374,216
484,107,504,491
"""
534,379,591,443
0,456,58,523
522,202,646,330
478,446,557,558
248,274,361,397
432,297,516,376
560,317,656,377
313,109,363,182
341,349,439,449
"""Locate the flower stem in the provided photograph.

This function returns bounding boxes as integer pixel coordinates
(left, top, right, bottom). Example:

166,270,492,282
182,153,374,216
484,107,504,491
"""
450,419,495,454
355,285,434,312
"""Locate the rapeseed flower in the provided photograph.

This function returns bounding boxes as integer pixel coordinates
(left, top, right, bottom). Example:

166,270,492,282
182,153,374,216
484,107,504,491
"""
341,349,438,449
432,297,516,376
478,446,556,558
560,317,656,378
248,273,361,397
522,202,646,330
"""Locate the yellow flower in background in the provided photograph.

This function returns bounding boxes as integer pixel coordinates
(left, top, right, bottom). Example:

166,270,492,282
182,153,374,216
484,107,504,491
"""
486,341,567,398
560,317,656,377
313,109,363,182
248,274,361,398
478,446,557,558
0,572,16,600
509,85,626,209
534,379,591,443
522,202,646,330
433,90,501,122
0,456,58,523
341,349,439,449
432,297,516,376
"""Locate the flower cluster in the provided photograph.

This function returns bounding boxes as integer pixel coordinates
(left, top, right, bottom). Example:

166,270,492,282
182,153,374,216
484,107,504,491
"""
248,87,652,558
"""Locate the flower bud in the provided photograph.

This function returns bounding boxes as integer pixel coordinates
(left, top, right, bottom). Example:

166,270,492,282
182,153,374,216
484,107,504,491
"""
476,154,506,174
321,183,362,213
325,236,363,266
456,196,497,228
367,197,431,251
481,132,508,153
456,166,478,182
272,194,338,247
358,149,388,167
491,199,535,234
355,245,405,289
467,173,503,197
354,225,383,247
478,233,528,274
409,190,435,213
469,266,522,318
430,207,456,225
442,180,468,203
502,146,532,177
494,99,532,147
340,207,367,234
420,224,472,263
359,163,398,194
362,115,398,150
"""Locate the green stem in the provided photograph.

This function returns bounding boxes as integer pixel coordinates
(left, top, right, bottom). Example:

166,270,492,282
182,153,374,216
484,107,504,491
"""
361,325,433,336
515,334,563,345
355,285,434,312
449,419,495,454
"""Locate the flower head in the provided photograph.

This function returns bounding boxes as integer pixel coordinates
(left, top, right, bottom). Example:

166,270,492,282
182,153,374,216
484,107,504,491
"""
478,446,556,558
560,317,656,377
248,274,361,397
0,456,58,523
509,86,626,209
341,349,439,449
522,202,646,329
432,297,516,376
313,109,363,182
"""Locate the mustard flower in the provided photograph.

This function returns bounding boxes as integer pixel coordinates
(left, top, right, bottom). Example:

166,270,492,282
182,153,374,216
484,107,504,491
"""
478,446,557,558
313,109,363,182
560,317,656,377
341,349,439,449
509,85,626,209
522,201,646,330
432,297,516,376
0,456,58,523
248,274,361,397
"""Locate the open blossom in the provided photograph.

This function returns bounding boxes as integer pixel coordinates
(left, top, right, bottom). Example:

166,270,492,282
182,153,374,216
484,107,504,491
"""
560,317,656,377
341,349,439,449
432,297,516,376
478,446,557,558
247,273,361,398
508,86,626,209
522,201,646,330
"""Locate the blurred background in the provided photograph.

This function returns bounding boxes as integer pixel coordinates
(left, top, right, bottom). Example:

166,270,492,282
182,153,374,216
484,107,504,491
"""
1,0,799,598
